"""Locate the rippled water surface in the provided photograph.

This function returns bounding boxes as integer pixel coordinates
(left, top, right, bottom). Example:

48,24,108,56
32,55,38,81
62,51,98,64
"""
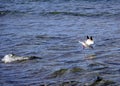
0,0,120,86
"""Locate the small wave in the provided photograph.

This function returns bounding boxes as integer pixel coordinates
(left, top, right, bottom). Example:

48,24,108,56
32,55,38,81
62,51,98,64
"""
1,9,119,17
35,35,65,40
0,10,11,16
41,11,120,17
0,10,27,16
43,11,99,17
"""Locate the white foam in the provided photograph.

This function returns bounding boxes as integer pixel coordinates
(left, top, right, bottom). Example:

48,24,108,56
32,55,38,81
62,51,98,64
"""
1,54,29,63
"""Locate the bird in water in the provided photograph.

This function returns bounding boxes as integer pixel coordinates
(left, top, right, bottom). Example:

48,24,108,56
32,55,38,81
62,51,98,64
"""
79,36,94,49
1,54,39,63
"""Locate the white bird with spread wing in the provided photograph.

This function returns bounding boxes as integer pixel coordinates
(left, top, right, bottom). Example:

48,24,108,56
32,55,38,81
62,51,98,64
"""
79,36,94,49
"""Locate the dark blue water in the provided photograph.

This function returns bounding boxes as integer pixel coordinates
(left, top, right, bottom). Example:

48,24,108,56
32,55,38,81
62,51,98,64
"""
0,0,120,85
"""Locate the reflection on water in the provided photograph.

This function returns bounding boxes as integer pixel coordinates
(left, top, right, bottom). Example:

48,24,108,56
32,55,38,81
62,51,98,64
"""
85,54,96,60
0,0,120,85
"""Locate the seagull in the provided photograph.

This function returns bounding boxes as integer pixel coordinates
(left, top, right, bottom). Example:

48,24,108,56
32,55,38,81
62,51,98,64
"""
1,54,29,63
1,54,39,63
79,36,94,49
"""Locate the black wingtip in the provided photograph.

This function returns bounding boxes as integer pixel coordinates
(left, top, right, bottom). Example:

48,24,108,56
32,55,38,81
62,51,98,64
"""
11,53,15,56
87,36,89,39
90,36,93,40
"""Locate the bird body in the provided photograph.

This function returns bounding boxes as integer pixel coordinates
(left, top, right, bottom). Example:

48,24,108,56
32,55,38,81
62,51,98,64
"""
1,54,39,63
79,36,94,48
1,54,31,63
